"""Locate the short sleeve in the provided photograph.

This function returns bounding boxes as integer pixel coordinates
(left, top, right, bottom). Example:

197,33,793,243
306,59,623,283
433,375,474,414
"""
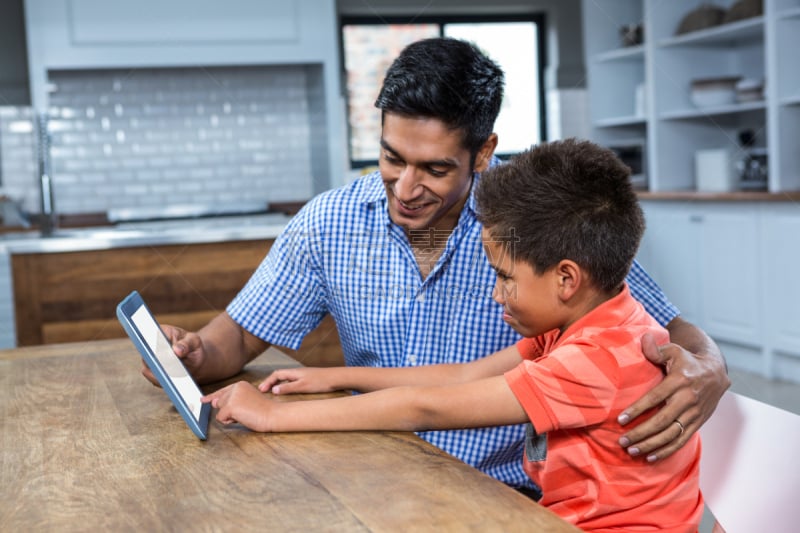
506,342,621,434
227,207,328,349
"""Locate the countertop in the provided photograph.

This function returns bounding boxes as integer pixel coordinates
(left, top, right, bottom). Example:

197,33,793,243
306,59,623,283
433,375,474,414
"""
0,212,293,254
637,190,800,202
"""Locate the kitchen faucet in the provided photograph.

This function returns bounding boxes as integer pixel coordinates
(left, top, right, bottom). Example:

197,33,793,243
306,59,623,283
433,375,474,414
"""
36,113,57,236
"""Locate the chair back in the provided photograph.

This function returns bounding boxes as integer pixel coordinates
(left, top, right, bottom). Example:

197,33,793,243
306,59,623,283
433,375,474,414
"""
700,391,800,533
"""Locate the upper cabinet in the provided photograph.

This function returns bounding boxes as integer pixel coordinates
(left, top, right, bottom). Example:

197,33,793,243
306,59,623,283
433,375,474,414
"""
583,0,800,193
23,0,347,187
24,0,340,108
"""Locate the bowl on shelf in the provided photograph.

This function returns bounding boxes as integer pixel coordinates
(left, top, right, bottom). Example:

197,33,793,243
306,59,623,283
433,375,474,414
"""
675,4,726,35
690,76,741,107
735,78,765,103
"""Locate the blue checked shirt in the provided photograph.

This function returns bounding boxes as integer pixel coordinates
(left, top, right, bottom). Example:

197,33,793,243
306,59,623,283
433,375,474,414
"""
228,168,680,489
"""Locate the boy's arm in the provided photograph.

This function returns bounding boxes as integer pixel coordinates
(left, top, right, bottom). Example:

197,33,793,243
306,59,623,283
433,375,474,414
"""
205,373,529,433
618,320,730,461
260,343,524,395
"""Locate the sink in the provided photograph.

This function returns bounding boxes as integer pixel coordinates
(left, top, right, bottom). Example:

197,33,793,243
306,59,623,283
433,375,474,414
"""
46,228,149,239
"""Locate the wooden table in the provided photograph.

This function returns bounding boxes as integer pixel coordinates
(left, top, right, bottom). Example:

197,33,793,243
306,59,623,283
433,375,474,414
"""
0,339,578,532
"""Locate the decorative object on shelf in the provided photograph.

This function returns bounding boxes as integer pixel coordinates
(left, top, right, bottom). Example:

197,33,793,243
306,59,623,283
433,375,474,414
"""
735,78,765,103
690,76,741,107
695,147,738,192
723,0,763,24
675,4,726,35
608,142,646,190
619,23,644,46
736,130,768,191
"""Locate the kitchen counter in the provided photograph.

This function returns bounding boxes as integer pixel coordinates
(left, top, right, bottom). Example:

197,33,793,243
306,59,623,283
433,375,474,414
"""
0,212,294,254
638,191,800,202
0,213,294,350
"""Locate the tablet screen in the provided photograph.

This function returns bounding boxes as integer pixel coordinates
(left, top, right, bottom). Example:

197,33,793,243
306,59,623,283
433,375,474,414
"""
131,305,204,421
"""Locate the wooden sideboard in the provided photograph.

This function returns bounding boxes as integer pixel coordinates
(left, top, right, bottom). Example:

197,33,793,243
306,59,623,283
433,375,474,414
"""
11,239,344,367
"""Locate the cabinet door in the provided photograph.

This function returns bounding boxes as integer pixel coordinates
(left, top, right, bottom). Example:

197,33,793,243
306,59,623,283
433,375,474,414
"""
68,0,297,44
762,205,800,354
639,203,702,325
698,206,761,345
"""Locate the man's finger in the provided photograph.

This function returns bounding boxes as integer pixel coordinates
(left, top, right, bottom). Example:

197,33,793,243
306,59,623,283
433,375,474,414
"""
641,333,666,365
618,383,674,425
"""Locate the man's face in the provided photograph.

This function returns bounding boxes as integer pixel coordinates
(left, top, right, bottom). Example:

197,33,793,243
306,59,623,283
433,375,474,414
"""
379,113,493,233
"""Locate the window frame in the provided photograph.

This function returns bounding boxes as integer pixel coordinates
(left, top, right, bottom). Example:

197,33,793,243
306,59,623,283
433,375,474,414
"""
340,13,548,169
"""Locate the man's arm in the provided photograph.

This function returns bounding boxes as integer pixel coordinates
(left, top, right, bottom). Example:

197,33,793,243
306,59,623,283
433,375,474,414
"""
143,311,270,385
618,317,730,461
259,344,524,395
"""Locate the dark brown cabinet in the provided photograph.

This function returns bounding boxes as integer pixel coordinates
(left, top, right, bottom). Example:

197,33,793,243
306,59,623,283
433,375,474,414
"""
11,239,344,367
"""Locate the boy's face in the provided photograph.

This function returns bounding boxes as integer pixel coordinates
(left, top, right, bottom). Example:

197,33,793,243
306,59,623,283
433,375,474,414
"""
482,228,563,338
379,112,494,233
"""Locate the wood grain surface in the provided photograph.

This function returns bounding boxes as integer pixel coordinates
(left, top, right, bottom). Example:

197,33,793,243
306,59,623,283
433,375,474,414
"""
0,339,578,532
11,239,344,367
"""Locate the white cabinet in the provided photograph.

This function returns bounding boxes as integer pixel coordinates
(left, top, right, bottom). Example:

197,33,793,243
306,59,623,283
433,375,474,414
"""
583,0,800,193
761,204,800,382
637,203,702,325
639,201,760,345
639,200,800,382
697,206,761,344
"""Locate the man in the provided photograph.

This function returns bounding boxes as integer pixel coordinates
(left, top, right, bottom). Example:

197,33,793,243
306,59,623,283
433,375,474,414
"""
147,38,729,491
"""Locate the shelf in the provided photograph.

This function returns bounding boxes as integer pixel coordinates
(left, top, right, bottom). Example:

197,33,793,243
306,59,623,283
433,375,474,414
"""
659,16,764,47
780,94,800,106
593,44,645,62
776,6,800,20
660,100,766,120
594,115,647,127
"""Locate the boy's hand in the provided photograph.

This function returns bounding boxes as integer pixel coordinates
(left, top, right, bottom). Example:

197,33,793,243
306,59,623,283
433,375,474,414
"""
202,381,271,431
618,333,728,461
259,368,337,395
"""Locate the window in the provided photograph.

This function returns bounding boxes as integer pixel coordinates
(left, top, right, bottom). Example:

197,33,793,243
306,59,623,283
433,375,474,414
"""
341,15,547,167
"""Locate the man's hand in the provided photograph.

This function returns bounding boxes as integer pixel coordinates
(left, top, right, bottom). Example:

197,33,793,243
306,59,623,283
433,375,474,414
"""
141,324,207,386
618,331,730,462
139,312,269,386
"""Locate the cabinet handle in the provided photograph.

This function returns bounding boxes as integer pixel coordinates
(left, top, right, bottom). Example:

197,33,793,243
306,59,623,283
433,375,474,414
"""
689,214,704,223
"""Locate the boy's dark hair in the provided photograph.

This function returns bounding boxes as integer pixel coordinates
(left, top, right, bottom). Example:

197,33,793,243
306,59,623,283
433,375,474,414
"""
375,37,504,164
475,138,645,293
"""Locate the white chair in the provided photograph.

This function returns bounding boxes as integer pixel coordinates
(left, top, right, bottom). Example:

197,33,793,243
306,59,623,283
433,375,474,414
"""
699,391,800,533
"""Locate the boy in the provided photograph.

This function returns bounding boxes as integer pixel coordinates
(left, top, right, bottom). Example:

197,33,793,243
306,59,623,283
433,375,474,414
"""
203,139,703,531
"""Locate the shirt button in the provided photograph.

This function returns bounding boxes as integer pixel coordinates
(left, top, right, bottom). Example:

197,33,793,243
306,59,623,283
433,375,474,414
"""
415,293,425,303
408,354,418,365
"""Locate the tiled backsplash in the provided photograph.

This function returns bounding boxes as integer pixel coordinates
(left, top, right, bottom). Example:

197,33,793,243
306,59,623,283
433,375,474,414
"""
1,64,327,218
0,107,39,214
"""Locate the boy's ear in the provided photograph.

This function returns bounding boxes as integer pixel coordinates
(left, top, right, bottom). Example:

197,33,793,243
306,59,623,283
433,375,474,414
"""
555,260,582,301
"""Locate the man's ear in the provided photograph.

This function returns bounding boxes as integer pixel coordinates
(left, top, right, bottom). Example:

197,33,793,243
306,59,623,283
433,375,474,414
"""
474,133,499,173
555,260,582,301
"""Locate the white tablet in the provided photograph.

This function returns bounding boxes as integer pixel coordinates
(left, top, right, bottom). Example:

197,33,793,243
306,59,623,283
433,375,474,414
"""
117,290,211,440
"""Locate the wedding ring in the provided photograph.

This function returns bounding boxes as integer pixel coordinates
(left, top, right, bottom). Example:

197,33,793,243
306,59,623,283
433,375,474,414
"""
674,420,685,436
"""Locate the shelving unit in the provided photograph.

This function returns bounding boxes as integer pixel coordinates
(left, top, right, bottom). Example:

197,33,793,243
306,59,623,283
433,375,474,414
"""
582,0,800,193
585,2,800,384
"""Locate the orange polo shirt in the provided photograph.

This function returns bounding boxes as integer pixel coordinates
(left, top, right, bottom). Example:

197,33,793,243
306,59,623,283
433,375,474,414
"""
505,284,702,532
